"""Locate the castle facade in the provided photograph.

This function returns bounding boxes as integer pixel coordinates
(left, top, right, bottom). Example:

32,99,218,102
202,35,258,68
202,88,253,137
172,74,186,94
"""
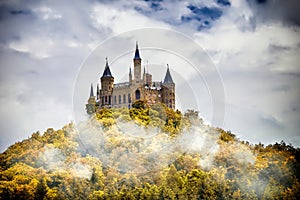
86,43,175,114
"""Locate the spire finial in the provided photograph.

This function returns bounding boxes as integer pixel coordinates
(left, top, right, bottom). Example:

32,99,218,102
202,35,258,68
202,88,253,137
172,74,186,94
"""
167,64,169,69
105,57,108,66
136,41,138,49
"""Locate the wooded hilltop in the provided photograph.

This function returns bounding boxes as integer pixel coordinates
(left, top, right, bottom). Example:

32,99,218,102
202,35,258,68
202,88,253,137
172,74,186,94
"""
0,101,299,199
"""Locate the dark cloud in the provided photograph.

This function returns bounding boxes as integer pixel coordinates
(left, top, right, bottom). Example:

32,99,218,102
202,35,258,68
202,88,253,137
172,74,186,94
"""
268,44,291,52
247,0,300,26
144,0,164,11
256,0,267,3
9,10,31,15
180,5,224,30
216,0,231,7
187,5,223,20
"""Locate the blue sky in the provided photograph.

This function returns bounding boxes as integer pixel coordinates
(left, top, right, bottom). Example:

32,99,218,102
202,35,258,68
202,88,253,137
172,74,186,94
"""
0,0,299,151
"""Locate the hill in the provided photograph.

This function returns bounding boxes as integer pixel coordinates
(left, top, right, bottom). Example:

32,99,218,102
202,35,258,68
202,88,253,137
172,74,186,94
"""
0,102,299,199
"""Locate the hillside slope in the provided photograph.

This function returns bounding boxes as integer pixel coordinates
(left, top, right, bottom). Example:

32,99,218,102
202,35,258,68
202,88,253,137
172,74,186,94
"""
0,104,299,199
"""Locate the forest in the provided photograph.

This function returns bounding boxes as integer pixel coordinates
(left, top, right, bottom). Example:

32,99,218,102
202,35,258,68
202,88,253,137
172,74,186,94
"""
0,101,299,199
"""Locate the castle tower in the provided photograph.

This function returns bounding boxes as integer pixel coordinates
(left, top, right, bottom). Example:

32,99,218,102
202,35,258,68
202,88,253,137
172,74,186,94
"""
100,58,114,108
86,83,97,114
96,83,100,100
133,42,142,83
129,67,132,83
162,64,175,109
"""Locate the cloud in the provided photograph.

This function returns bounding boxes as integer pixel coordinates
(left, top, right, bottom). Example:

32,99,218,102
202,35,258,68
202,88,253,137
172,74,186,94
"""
247,0,300,26
193,0,300,146
0,0,299,153
39,145,92,179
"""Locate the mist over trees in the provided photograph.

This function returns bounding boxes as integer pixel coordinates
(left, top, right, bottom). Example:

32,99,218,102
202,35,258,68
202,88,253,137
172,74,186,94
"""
0,102,299,199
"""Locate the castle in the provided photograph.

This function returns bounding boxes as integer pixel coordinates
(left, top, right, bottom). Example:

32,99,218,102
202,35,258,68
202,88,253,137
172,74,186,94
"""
86,43,175,114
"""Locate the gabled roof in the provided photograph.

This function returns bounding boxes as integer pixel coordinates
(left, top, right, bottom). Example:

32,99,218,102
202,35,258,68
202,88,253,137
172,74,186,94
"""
163,64,174,84
102,58,113,78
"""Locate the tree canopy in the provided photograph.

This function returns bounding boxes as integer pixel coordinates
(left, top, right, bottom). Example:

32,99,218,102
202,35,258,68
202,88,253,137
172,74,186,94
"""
0,106,299,199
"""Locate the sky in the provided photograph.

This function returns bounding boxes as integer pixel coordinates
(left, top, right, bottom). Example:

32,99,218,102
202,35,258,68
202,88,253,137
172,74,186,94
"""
0,0,299,152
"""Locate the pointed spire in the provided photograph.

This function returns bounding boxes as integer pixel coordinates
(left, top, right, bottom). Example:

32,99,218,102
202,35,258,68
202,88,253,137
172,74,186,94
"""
146,60,149,73
102,57,113,77
134,41,141,60
163,64,174,84
90,83,94,97
96,83,99,99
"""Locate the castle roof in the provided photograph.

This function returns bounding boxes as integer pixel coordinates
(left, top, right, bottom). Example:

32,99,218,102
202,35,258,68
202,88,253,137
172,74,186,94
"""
90,83,94,97
102,58,113,78
134,42,141,60
163,64,174,84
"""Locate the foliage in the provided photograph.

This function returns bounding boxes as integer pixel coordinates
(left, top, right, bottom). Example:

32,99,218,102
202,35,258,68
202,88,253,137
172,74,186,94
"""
0,107,299,199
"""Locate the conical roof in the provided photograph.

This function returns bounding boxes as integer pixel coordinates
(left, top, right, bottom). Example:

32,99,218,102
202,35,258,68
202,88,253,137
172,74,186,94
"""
134,42,141,60
163,64,174,84
90,83,94,97
102,58,113,78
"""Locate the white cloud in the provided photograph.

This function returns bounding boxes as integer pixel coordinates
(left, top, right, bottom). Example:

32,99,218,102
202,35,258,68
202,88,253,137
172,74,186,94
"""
33,6,62,20
9,38,54,59
192,1,300,146
0,0,299,152
90,4,169,34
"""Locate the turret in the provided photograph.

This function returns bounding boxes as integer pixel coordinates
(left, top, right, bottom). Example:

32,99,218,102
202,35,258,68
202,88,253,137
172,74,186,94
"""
162,64,175,109
96,83,100,100
86,83,96,114
143,66,146,84
100,58,114,107
133,42,142,83
129,67,132,83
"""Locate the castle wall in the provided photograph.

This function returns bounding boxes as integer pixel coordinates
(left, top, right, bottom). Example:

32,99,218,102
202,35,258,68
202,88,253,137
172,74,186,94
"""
88,43,176,112
112,82,132,108
162,84,175,109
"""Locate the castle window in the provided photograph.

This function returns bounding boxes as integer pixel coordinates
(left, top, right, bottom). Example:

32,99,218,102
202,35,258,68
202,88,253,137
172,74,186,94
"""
128,94,131,103
123,94,126,103
109,95,111,104
135,89,140,100
114,96,116,105
105,96,107,103
119,95,121,104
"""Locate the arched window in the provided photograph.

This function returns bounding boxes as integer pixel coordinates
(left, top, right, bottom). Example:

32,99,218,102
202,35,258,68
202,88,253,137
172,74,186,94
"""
135,89,140,100
128,94,131,103
118,95,121,104
114,96,116,105
123,94,126,103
